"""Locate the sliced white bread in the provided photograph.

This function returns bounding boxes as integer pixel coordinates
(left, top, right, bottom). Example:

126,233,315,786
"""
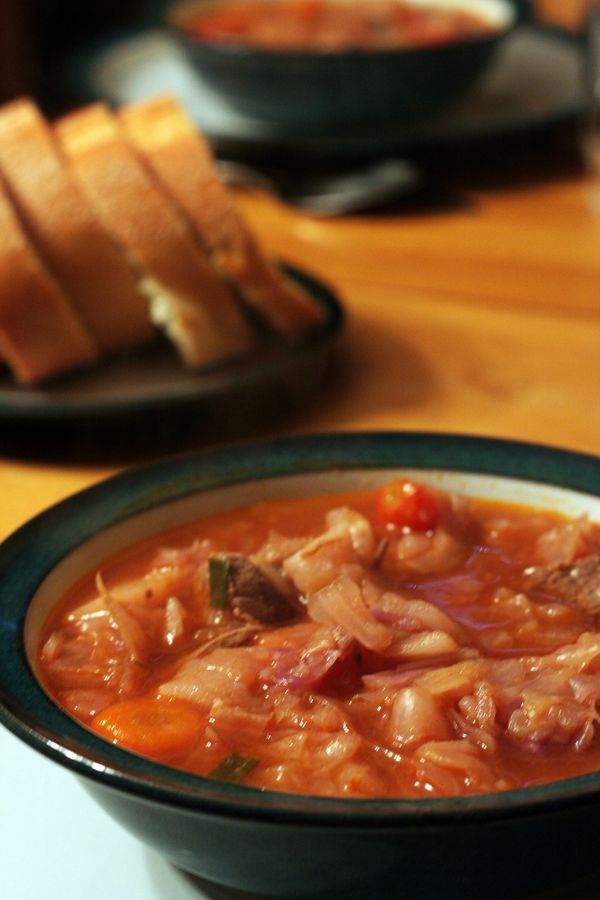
0,98,154,354
0,175,98,385
54,103,253,369
118,95,325,338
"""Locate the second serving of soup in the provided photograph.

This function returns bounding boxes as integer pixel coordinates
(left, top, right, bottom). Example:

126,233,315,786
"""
38,480,600,798
180,0,499,52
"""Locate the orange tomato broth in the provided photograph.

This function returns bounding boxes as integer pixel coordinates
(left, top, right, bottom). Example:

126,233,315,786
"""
182,0,496,52
37,487,600,798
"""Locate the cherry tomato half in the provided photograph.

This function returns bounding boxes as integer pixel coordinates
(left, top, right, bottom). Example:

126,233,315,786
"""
375,479,441,532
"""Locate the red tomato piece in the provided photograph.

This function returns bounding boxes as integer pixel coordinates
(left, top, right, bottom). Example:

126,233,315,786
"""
375,479,441,532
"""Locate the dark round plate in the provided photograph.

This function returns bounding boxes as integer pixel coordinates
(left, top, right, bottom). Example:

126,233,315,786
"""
0,265,343,459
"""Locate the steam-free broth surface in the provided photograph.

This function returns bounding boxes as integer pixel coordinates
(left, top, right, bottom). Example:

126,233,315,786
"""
182,0,497,52
38,482,600,797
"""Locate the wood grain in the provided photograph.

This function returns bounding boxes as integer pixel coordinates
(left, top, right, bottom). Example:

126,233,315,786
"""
2,162,600,537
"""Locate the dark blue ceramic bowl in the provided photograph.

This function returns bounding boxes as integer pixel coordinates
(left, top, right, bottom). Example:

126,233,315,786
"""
168,0,516,129
3,432,600,900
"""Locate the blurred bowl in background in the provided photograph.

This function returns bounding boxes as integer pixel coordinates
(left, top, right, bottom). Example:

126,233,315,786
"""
167,0,516,129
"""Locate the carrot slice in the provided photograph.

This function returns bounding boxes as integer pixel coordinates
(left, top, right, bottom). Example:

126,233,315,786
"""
91,697,205,759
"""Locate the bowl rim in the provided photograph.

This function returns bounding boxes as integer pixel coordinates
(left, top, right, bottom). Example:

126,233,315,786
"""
3,430,600,825
167,0,517,62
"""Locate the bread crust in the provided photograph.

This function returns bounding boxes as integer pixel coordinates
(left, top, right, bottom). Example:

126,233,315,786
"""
55,103,252,368
119,95,325,338
0,177,98,385
0,98,154,354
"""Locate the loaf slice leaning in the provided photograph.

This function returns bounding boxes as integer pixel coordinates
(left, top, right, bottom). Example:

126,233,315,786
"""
54,103,253,369
0,175,98,385
0,98,154,355
119,95,325,338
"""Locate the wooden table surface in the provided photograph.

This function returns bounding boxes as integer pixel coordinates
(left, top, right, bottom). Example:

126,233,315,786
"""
2,131,600,540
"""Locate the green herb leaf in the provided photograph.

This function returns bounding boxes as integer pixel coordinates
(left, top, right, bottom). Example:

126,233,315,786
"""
209,556,230,609
210,752,259,783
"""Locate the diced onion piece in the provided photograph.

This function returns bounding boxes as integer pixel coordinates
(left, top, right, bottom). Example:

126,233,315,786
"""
394,630,458,660
312,574,392,652
390,685,449,748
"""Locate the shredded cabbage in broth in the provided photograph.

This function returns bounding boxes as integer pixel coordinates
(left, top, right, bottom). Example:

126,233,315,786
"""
38,483,600,798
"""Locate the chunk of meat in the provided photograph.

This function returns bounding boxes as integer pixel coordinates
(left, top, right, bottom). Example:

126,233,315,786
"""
526,553,600,614
212,552,302,624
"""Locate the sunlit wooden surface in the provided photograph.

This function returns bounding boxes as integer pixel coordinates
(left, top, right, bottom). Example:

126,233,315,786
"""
3,133,600,538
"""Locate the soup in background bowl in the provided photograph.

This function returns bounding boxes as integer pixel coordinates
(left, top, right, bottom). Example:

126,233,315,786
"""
178,0,502,52
167,0,516,127
3,432,600,898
